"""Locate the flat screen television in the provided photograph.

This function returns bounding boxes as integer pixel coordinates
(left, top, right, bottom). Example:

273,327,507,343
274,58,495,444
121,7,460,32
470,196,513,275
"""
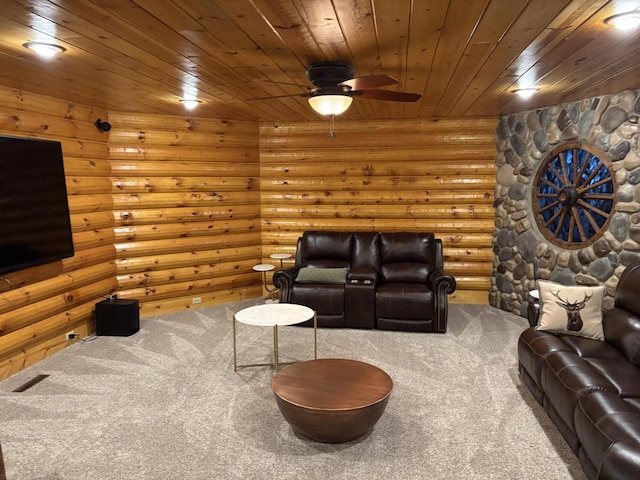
0,135,74,275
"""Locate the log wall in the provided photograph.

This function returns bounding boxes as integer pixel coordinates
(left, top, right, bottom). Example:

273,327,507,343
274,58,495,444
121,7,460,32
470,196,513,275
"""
0,88,496,380
107,112,263,317
0,92,262,381
0,86,116,379
259,118,497,304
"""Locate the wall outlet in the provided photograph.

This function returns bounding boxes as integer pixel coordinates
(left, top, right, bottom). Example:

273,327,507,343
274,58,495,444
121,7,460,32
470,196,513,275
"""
65,331,77,341
192,297,202,304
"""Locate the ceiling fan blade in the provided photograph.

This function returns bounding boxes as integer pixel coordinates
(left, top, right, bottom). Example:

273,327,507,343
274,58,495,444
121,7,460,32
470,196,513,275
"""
358,89,422,102
338,74,399,90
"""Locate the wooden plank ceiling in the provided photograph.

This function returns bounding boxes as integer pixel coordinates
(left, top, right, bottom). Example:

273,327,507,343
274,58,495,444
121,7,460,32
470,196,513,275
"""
0,0,639,122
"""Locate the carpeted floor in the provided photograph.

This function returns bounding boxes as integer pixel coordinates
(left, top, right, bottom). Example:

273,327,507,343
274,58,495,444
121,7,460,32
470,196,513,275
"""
0,300,587,480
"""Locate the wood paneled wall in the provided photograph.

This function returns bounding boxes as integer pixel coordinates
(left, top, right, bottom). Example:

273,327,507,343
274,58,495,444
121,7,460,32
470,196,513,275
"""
107,112,263,316
0,86,116,379
259,118,497,304
0,90,496,380
0,93,262,381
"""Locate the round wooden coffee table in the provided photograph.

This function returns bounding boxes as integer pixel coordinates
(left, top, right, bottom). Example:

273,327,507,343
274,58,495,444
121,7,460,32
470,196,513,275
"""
272,358,393,443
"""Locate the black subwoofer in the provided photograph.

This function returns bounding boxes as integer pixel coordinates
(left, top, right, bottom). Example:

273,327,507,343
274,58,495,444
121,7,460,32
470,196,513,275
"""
95,298,140,336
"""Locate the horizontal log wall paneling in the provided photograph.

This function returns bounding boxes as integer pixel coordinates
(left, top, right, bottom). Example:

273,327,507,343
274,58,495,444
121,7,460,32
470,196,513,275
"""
259,118,497,304
107,112,262,316
0,86,116,380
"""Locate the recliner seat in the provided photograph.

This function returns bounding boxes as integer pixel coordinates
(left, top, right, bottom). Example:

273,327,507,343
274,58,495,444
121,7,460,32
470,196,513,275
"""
273,230,456,332
518,262,640,480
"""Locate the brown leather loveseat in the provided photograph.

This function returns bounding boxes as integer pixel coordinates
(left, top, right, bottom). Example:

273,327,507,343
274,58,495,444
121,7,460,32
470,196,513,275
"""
273,231,456,332
518,261,640,480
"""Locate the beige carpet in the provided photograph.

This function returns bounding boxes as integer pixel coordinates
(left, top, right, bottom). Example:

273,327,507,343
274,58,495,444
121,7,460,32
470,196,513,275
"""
0,299,587,480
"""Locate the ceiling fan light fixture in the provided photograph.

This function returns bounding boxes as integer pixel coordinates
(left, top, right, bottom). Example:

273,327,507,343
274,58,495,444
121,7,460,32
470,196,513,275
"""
604,9,640,31
512,88,539,99
308,95,353,116
23,41,66,58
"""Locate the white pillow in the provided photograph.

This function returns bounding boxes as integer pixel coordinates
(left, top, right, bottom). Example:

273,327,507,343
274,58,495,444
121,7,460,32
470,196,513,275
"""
536,280,605,341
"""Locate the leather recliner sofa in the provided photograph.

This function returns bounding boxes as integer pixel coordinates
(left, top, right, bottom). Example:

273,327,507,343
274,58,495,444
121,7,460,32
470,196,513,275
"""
273,231,456,332
518,261,640,480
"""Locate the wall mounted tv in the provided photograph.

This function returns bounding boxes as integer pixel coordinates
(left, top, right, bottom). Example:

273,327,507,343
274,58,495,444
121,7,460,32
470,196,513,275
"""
0,135,74,275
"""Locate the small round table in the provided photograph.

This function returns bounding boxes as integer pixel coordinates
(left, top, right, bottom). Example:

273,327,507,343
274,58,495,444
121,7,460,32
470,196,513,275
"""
527,289,540,327
233,303,317,373
272,358,393,443
270,253,292,269
253,263,278,302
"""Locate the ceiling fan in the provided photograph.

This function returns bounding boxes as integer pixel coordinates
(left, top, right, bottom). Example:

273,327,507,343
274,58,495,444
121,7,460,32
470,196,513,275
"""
248,61,422,116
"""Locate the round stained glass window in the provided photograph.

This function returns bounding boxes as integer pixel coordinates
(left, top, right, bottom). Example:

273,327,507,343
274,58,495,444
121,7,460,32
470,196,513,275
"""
533,142,616,249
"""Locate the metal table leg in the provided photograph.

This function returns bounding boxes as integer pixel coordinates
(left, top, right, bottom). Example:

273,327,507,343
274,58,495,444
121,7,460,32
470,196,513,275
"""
233,314,238,372
274,324,279,371
233,308,317,373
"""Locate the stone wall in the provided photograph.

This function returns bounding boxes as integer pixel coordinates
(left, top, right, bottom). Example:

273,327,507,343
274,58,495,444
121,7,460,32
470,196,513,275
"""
490,90,640,316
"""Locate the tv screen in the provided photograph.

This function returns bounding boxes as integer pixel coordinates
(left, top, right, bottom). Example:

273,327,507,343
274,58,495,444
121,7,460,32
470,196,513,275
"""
0,135,74,275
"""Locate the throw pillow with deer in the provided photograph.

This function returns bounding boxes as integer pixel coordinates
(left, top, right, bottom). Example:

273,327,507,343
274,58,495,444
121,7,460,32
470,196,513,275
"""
536,281,605,340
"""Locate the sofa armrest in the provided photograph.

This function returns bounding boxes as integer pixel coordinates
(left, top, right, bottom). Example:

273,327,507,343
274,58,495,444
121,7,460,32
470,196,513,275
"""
347,266,377,285
345,267,376,328
273,267,300,303
428,270,456,295
603,308,640,367
428,270,456,333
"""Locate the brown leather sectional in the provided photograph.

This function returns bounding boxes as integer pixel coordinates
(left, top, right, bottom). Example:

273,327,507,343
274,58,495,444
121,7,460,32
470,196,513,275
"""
273,231,456,332
518,262,640,480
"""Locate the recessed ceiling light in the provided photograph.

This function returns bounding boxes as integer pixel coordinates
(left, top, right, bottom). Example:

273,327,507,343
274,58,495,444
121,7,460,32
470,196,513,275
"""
512,88,539,100
180,99,202,110
23,42,66,58
604,9,640,31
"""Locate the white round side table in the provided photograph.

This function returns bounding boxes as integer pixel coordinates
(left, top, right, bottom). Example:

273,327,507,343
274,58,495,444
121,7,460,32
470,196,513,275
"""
270,253,292,269
253,263,278,301
233,303,317,372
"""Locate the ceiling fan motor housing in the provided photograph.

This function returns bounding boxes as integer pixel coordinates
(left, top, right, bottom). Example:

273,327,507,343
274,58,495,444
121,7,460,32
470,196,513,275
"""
306,62,355,87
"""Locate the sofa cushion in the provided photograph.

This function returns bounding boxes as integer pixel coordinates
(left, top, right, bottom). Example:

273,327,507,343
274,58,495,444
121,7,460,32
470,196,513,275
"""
541,345,640,433
615,262,640,317
380,263,430,283
595,440,640,480
379,232,435,263
295,267,347,284
299,231,352,268
540,351,615,433
518,328,595,394
351,232,380,269
376,283,433,320
537,281,605,340
290,284,345,316
574,391,640,477
604,308,640,367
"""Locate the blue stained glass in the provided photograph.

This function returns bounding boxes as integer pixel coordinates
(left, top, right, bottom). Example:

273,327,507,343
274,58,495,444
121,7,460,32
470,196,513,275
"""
537,147,613,244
